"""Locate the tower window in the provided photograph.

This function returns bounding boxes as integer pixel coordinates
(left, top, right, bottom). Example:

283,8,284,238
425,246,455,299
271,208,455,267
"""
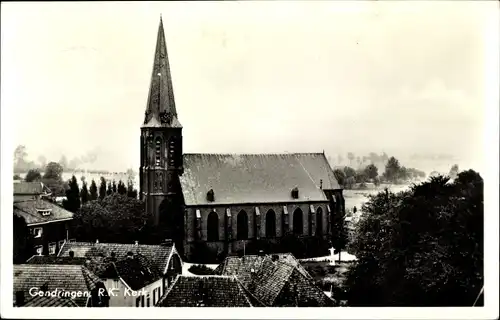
155,137,162,166
168,139,175,166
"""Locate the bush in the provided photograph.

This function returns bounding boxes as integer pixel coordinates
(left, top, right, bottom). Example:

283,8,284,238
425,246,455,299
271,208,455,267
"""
188,264,216,276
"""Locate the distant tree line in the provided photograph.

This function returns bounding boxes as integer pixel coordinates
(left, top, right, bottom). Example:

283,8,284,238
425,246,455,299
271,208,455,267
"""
332,155,426,189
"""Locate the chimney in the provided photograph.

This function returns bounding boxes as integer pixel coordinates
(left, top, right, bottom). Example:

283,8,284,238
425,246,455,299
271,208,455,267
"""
96,239,99,244
69,250,75,258
135,240,139,246
320,179,323,189
258,250,265,256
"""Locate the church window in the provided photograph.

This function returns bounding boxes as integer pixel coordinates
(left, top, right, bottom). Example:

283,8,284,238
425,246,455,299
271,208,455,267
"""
207,211,219,241
293,208,303,235
316,207,323,235
155,137,162,166
265,210,276,238
237,210,249,240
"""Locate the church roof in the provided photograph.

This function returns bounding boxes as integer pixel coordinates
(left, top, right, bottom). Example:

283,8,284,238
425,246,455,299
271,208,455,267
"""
142,16,181,129
179,153,341,206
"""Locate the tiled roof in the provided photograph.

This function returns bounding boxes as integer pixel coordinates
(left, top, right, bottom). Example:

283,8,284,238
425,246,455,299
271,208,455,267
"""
13,199,73,226
26,255,88,265
215,254,334,307
13,264,101,307
180,153,340,206
58,241,176,275
23,295,80,307
113,255,163,291
13,182,51,195
156,275,257,307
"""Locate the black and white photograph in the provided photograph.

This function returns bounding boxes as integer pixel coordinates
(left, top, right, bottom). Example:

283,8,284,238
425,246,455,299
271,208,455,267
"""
1,1,498,319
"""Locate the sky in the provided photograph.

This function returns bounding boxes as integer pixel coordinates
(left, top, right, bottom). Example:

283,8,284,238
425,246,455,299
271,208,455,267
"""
1,1,496,172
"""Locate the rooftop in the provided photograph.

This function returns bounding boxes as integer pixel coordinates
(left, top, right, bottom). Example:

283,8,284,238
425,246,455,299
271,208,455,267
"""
180,153,340,206
13,199,73,226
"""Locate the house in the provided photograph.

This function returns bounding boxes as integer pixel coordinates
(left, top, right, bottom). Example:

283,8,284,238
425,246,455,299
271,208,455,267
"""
138,17,345,262
155,275,261,307
214,253,335,307
57,241,183,306
13,264,108,307
13,199,73,257
14,181,52,202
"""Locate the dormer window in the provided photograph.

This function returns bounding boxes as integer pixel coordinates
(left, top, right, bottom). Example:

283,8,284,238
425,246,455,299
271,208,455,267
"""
291,187,299,199
36,208,52,216
206,189,215,202
155,137,162,166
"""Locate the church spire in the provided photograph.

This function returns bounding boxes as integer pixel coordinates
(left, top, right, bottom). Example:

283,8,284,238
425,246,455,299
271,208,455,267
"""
143,16,181,128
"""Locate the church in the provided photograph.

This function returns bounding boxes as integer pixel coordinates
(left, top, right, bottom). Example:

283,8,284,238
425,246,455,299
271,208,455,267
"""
139,17,345,262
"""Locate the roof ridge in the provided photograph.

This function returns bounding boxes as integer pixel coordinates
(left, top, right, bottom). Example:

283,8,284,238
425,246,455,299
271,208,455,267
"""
183,152,326,156
156,274,180,306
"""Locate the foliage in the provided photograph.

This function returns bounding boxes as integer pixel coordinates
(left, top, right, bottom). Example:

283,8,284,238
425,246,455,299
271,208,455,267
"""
333,169,346,187
346,170,483,306
59,155,68,171
364,164,378,181
73,194,152,243
343,166,356,179
188,264,216,275
344,176,356,189
13,174,22,180
112,181,117,193
80,181,89,205
383,156,401,183
347,152,355,164
330,207,349,263
43,162,64,181
63,175,81,213
355,170,367,184
106,182,113,196
276,233,331,259
89,179,98,201
117,180,127,195
127,180,138,199
99,177,107,201
25,169,42,182
13,215,34,263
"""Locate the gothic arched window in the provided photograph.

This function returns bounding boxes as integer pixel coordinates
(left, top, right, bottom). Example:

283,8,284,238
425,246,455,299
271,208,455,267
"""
293,208,303,235
237,210,248,240
207,211,219,241
316,207,323,236
265,210,276,238
155,137,162,166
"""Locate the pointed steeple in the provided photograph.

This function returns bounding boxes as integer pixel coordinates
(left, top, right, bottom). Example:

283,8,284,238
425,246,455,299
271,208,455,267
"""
143,16,181,128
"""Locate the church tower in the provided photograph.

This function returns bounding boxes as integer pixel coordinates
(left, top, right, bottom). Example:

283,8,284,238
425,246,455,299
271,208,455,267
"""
140,16,184,241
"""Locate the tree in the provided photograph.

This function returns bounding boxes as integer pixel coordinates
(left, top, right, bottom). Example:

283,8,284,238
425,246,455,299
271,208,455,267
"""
89,179,98,201
449,164,459,180
364,164,378,181
37,155,47,169
331,209,349,264
42,162,66,196
346,170,483,306
112,180,117,193
355,170,367,184
333,169,346,187
74,194,152,243
25,169,42,182
80,181,89,205
106,182,113,196
345,176,356,189
63,175,81,213
43,162,64,181
14,145,28,172
13,215,34,263
14,174,22,180
383,156,401,183
368,152,379,164
127,180,138,199
99,177,107,200
347,152,355,166
117,180,127,195
343,166,356,179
